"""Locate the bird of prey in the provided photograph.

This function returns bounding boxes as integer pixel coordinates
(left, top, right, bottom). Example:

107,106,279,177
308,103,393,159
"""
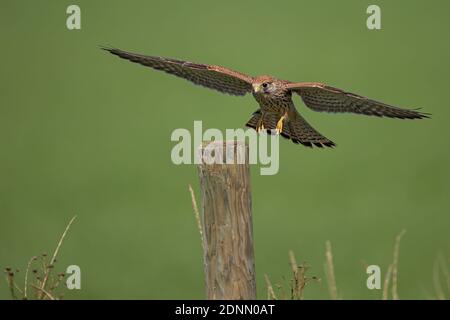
103,47,429,148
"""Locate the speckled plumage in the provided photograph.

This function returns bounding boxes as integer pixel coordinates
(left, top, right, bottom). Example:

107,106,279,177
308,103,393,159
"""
104,48,429,148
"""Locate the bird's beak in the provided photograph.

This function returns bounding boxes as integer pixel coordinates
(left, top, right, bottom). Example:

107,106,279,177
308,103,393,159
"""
253,84,261,93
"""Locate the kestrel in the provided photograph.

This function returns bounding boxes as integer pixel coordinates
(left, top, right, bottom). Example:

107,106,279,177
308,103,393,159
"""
103,47,429,148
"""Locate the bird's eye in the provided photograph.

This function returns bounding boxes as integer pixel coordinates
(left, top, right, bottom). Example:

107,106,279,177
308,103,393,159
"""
262,82,269,88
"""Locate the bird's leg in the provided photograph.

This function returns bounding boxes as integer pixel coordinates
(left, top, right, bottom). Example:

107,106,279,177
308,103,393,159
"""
256,111,265,133
276,112,288,134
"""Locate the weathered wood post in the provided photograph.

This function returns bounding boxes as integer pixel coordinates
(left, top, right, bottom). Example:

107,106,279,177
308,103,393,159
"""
197,140,256,300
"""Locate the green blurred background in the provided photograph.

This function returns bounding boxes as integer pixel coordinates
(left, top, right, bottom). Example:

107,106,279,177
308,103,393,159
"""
1,0,449,299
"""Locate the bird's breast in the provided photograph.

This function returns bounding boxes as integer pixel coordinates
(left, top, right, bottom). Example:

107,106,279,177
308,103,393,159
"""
253,93,293,113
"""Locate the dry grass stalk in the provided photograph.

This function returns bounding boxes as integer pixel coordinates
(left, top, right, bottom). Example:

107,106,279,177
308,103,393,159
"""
325,241,339,300
433,253,449,300
38,215,77,299
275,281,287,300
382,264,393,300
266,251,318,300
288,250,308,299
391,229,406,300
4,268,18,300
264,251,318,300
24,256,37,299
264,274,277,300
288,250,299,299
438,254,450,293
265,233,444,300
188,184,204,247
4,216,76,300
32,284,55,300
433,259,445,300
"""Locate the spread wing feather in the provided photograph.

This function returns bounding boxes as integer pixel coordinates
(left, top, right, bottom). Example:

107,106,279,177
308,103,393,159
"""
287,82,429,119
103,47,254,96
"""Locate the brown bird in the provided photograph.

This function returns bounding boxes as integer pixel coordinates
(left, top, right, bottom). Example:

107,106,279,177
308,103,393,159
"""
103,47,429,148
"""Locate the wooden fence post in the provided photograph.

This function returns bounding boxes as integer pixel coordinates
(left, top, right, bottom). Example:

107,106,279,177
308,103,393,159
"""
197,140,256,300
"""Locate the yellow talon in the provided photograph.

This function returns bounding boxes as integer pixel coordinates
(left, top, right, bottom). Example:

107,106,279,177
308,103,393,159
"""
276,113,287,134
276,119,283,134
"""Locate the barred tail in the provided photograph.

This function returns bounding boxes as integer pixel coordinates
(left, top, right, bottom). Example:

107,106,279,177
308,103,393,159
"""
286,112,335,148
246,109,335,148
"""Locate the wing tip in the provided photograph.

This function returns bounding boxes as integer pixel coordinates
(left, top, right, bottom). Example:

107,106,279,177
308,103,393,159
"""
388,111,431,120
388,107,431,119
99,45,123,58
99,45,116,52
412,109,432,119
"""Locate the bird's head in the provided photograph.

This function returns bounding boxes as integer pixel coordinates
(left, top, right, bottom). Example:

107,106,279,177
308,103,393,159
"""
252,75,281,96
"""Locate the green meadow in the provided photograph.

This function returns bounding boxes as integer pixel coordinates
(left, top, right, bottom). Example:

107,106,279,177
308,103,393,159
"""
1,0,449,299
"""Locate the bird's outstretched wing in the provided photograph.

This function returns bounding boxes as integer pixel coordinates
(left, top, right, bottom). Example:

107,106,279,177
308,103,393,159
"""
287,82,430,119
102,47,254,96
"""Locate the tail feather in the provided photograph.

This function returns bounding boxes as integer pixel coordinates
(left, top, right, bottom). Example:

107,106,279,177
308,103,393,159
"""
245,110,335,148
288,112,335,148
